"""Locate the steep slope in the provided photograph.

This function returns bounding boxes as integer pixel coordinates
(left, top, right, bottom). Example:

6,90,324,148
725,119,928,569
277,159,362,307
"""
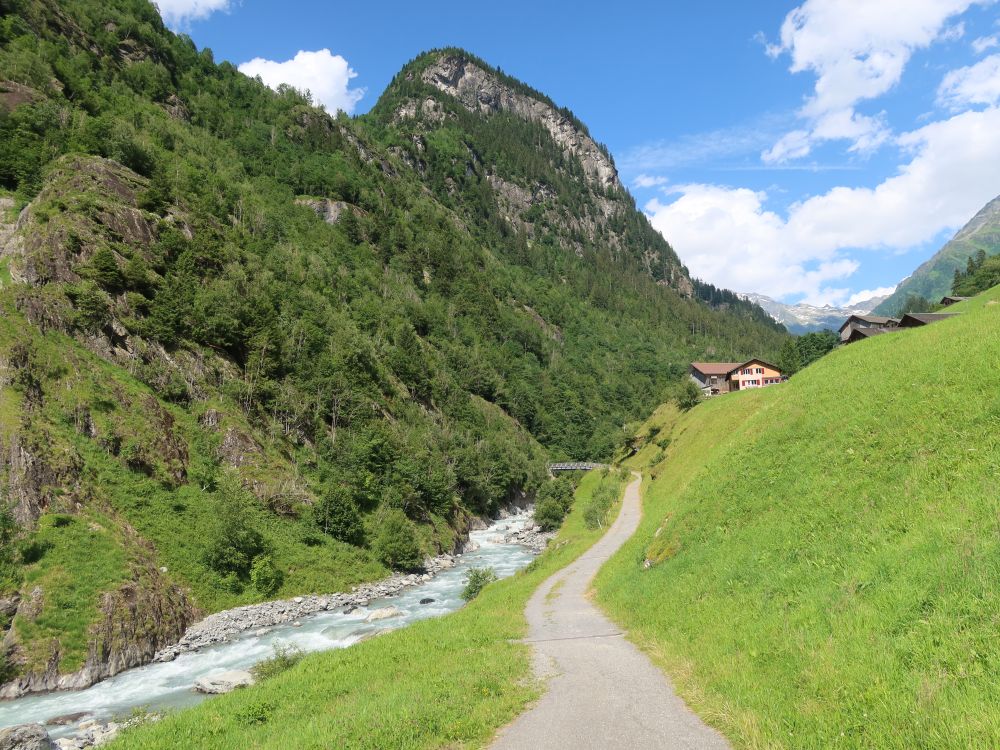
0,1,786,693
740,291,890,334
875,194,1000,315
597,287,1000,748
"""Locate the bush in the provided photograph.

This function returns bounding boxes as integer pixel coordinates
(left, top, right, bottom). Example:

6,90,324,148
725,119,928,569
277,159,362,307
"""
249,555,283,596
372,509,422,570
582,476,623,530
251,644,304,682
462,567,497,601
533,495,566,531
88,247,124,292
236,700,276,727
533,476,576,531
674,380,702,411
203,481,268,579
313,487,365,546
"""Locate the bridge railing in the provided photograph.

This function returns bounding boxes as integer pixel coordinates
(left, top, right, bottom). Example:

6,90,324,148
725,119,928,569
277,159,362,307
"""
547,462,608,473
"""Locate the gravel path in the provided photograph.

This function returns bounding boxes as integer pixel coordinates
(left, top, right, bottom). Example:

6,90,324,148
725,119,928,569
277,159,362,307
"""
491,472,730,749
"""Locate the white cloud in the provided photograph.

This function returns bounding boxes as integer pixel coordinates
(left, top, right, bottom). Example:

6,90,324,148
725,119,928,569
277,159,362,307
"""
632,174,669,189
763,0,984,161
155,0,230,27
239,49,365,114
647,106,1000,303
938,53,1000,108
940,21,967,41
844,286,897,306
621,115,787,172
972,34,1000,53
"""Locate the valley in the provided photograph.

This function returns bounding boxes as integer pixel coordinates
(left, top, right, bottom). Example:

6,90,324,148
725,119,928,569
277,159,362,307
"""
2,1,1000,748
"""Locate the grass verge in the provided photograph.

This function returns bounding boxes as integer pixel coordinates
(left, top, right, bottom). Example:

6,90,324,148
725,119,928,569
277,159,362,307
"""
113,470,623,750
595,286,1000,748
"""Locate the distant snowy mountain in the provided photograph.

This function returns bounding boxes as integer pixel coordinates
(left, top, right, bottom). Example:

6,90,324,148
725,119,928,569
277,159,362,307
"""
739,292,892,335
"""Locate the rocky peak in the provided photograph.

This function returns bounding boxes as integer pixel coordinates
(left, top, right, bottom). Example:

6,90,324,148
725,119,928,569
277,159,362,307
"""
420,54,619,191
953,193,1000,242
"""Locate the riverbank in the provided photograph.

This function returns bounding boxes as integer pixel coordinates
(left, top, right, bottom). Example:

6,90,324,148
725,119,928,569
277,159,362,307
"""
111,470,620,749
153,553,460,663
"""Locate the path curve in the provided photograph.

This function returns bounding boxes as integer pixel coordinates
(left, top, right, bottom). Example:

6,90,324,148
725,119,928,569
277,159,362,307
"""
491,472,730,749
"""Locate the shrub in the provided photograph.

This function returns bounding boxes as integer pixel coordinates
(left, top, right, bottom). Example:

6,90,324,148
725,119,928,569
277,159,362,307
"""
249,555,283,596
66,281,111,332
236,700,276,727
582,477,622,530
462,567,497,601
372,509,422,570
313,487,365,546
533,495,566,531
674,380,702,411
533,476,576,531
203,481,268,579
88,247,124,292
251,644,304,682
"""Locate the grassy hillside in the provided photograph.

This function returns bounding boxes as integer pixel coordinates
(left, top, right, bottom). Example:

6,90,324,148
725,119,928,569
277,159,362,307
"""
112,470,624,750
596,286,1000,748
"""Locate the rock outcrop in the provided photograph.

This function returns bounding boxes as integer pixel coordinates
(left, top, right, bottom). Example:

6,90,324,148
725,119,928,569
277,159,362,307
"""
0,566,195,699
294,197,357,225
421,55,619,191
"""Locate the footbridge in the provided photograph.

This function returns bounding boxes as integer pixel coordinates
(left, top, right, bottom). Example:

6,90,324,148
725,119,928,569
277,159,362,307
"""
547,462,608,474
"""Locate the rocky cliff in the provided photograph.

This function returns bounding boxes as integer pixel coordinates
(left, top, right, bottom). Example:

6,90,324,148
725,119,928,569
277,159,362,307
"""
419,54,620,191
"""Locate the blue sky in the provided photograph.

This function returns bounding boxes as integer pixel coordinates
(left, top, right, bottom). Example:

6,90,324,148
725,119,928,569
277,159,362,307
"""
160,0,1000,306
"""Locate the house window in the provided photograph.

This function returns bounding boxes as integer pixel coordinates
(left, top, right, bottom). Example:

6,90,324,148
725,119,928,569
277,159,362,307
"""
755,367,763,374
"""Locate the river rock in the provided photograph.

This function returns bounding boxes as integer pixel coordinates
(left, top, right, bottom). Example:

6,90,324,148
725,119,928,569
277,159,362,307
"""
193,669,254,694
44,713,88,727
0,724,56,750
419,598,435,605
365,606,403,623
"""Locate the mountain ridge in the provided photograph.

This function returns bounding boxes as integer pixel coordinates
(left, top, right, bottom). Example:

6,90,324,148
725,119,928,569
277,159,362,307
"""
874,194,1000,315
739,292,890,334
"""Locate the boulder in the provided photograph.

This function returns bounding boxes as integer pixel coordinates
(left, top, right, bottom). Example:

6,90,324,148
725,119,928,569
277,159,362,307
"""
0,724,56,750
193,669,254,694
419,598,435,605
44,713,88,727
365,606,403,623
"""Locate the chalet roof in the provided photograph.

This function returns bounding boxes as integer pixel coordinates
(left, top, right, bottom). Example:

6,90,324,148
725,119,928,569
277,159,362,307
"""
726,358,782,376
939,295,970,306
691,362,742,377
898,312,960,327
844,326,888,342
837,314,897,333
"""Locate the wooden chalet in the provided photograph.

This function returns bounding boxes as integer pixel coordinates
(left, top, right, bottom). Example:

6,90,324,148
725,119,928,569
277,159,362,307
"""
898,312,960,328
690,359,784,395
838,314,899,344
939,296,970,307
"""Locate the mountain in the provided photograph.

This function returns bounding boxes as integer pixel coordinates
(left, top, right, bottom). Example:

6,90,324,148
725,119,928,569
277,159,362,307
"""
874,194,1000,315
0,1,786,693
738,292,890,334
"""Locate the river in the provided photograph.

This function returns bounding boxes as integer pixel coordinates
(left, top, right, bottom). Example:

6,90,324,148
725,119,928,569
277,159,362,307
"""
0,512,536,738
